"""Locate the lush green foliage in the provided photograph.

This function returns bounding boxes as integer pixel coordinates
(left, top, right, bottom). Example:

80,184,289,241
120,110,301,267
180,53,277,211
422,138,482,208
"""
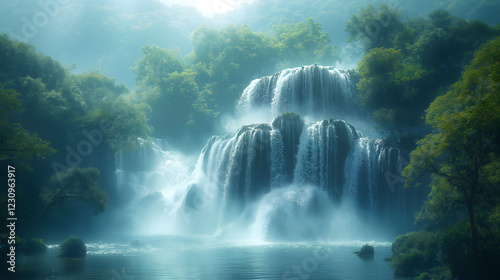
132,18,338,146
273,18,338,68
350,7,499,148
345,4,404,51
438,220,500,280
133,46,215,142
47,167,109,214
0,34,152,153
389,231,442,278
403,37,500,279
59,236,87,258
0,84,56,169
0,34,151,234
20,238,47,255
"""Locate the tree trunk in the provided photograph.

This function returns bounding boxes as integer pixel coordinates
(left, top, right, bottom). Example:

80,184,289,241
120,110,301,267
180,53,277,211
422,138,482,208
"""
466,198,479,257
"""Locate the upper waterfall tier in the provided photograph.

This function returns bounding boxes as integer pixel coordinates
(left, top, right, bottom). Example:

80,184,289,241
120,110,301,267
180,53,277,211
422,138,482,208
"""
237,65,357,118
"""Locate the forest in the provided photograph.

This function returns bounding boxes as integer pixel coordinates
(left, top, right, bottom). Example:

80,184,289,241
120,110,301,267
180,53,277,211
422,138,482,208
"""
1,1,499,279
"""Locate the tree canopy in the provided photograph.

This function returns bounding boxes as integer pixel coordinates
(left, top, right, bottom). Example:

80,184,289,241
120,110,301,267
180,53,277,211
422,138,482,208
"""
0,84,56,169
403,37,500,278
350,7,500,148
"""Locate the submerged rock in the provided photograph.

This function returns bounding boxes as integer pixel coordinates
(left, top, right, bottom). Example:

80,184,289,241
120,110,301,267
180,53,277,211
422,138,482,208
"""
355,244,374,259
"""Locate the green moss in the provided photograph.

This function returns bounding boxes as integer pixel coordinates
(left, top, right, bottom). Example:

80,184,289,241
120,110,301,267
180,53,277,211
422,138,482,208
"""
59,236,87,258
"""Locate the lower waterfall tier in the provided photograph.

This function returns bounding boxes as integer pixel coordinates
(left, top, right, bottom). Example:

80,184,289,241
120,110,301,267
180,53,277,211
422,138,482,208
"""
114,113,425,240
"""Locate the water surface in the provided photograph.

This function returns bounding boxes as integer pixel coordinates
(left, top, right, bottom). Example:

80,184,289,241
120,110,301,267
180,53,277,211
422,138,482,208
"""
15,236,395,279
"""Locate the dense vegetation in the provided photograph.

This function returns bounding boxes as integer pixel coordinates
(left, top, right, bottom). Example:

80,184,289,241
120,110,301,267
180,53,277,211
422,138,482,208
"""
0,2,499,279
0,34,151,239
0,16,338,238
58,236,87,258
399,37,500,279
347,6,499,149
134,18,337,147
343,7,500,278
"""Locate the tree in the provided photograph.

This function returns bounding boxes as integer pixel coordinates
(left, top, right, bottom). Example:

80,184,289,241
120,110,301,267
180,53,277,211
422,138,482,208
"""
26,167,109,230
191,25,223,67
0,84,56,168
204,24,278,110
404,37,500,269
356,47,426,145
133,44,184,91
273,18,338,67
352,8,499,148
75,72,152,151
345,4,404,51
84,94,152,151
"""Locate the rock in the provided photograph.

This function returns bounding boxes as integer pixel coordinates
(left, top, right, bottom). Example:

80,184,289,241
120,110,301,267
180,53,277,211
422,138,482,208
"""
58,236,86,258
20,238,47,255
354,244,374,259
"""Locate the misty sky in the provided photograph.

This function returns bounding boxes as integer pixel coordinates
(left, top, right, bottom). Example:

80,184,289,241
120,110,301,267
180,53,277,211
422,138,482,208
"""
1,0,498,89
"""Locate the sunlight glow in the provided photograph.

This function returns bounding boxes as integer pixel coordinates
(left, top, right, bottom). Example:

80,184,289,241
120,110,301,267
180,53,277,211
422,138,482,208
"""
158,0,253,17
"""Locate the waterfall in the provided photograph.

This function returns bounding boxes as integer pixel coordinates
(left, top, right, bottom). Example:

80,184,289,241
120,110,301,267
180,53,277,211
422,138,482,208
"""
196,124,273,226
238,65,356,118
191,114,411,239
113,65,421,240
114,138,193,235
294,120,360,201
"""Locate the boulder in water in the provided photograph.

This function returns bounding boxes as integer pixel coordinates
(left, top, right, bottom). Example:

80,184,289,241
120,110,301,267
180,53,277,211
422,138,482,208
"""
59,236,87,258
355,244,374,259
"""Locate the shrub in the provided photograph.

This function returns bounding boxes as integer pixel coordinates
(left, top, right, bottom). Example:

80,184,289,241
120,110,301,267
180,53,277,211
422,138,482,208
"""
355,244,374,259
20,239,47,254
389,231,440,277
440,221,500,279
59,236,86,258
416,272,432,280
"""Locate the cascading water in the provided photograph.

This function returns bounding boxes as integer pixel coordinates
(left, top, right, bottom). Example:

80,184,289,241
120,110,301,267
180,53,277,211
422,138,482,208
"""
114,65,420,240
113,138,195,235
237,65,357,119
